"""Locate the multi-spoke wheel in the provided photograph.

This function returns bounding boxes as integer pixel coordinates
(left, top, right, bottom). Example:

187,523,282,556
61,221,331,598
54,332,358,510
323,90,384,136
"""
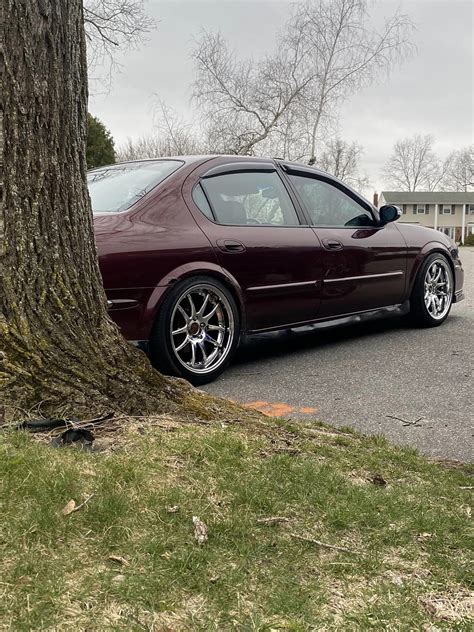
150,277,239,384
409,254,454,327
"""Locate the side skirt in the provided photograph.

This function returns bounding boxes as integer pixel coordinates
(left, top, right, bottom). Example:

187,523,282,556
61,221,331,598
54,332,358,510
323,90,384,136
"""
130,302,411,355
246,301,411,336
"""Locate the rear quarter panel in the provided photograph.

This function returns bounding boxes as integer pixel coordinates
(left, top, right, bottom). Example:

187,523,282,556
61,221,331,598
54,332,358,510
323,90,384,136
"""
94,175,221,340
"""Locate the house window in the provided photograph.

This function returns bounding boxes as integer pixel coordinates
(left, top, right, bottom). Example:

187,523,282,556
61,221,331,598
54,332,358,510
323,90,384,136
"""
440,227,455,239
442,205,452,214
416,204,426,214
468,204,474,215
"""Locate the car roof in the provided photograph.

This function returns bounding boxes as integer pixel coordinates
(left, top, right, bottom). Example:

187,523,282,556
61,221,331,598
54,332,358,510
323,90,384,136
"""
88,155,330,176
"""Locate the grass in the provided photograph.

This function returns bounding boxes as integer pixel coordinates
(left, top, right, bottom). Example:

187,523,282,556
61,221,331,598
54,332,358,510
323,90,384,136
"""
0,415,472,630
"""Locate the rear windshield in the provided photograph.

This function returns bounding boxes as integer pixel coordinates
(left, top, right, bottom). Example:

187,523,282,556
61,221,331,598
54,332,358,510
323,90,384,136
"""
87,160,183,213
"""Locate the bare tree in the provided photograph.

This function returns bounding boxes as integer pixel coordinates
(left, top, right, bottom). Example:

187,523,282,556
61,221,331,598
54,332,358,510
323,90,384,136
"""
116,134,164,161
192,30,312,155
116,101,204,161
292,0,414,165
191,1,414,161
381,134,448,191
152,100,203,155
441,145,474,192
84,0,154,81
315,139,370,191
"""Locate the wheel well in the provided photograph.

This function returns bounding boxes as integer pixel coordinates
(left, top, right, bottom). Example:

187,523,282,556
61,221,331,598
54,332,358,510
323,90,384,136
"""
149,271,245,338
411,249,455,296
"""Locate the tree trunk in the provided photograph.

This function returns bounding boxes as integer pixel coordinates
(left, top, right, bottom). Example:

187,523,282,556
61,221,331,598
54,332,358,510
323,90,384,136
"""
0,1,204,419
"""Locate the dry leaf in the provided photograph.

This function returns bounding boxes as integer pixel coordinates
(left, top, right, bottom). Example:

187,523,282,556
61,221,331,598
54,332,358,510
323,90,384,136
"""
192,516,208,544
60,494,94,516
167,505,179,513
111,574,125,583
61,499,76,516
107,555,129,566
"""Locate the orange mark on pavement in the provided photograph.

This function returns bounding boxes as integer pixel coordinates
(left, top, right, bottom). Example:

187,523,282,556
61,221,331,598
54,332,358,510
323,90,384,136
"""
242,401,318,417
241,401,289,416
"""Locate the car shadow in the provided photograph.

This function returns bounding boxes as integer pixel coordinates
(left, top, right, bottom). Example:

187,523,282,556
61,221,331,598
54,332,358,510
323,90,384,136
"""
232,313,464,367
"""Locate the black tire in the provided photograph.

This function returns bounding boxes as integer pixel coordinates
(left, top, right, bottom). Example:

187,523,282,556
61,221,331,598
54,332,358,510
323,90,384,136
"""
408,253,454,328
149,276,240,385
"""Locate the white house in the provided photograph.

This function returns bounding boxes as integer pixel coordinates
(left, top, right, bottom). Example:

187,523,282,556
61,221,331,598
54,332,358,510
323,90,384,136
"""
378,191,474,243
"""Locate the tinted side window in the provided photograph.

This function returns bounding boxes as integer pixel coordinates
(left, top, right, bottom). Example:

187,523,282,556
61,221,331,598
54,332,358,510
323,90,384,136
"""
200,171,300,226
289,175,374,227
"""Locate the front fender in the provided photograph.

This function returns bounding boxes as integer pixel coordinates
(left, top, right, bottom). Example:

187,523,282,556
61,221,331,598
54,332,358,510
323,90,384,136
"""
407,241,461,297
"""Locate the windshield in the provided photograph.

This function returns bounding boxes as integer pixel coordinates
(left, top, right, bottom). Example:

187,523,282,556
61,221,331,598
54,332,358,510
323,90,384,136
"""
87,160,183,213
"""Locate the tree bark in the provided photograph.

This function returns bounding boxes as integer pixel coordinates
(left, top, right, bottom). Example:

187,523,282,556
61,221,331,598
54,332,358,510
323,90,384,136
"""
0,1,202,419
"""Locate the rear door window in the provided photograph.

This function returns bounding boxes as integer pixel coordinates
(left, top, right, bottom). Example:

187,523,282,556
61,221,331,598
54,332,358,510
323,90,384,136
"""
198,171,300,226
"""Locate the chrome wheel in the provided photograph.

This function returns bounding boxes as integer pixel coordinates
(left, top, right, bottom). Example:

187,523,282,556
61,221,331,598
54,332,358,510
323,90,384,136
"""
170,284,235,375
423,258,453,320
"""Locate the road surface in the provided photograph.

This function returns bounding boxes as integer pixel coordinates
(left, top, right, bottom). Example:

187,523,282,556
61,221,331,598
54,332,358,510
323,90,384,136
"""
205,247,473,461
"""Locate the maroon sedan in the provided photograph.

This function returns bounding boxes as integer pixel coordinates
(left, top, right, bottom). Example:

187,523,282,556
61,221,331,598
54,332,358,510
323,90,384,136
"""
90,156,464,384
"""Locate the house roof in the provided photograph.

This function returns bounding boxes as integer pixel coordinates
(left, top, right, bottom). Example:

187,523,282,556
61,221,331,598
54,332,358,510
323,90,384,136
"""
381,191,474,204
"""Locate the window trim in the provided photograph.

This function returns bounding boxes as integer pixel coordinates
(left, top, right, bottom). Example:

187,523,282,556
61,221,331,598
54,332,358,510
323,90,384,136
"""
280,168,377,229
416,204,426,214
201,161,276,179
192,183,215,221
442,205,453,215
194,167,306,227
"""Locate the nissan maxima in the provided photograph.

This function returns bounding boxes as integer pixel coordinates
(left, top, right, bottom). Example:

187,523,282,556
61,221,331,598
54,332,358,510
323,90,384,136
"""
90,156,464,384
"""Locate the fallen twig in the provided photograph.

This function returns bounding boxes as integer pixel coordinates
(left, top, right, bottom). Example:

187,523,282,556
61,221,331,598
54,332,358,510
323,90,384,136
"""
257,516,291,525
291,533,357,554
386,414,426,427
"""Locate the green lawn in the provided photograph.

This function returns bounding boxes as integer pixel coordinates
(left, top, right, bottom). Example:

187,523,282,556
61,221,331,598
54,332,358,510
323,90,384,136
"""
0,415,472,630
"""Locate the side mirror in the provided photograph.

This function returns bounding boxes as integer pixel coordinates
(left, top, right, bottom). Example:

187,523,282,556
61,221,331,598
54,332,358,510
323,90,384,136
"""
379,205,402,226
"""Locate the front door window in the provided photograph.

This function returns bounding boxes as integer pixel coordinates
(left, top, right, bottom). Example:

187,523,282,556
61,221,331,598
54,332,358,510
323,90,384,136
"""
287,175,375,227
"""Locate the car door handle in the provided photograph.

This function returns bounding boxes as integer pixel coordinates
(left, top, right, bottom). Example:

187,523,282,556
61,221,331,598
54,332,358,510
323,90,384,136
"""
216,239,246,253
322,239,343,250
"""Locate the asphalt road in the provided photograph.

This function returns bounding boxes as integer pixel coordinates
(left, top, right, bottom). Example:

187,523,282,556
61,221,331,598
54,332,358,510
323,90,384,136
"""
205,247,474,462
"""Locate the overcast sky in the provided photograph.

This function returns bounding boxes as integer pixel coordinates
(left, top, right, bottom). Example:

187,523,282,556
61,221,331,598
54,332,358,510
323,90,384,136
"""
89,0,473,195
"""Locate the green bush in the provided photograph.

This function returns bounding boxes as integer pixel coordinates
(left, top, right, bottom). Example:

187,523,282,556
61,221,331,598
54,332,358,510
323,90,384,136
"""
86,114,115,169
461,233,474,246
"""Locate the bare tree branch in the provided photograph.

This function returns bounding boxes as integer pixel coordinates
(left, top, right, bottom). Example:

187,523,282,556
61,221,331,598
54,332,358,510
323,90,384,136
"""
290,0,415,164
84,0,155,88
190,0,414,161
315,138,370,191
381,134,445,192
116,101,204,161
440,146,474,192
